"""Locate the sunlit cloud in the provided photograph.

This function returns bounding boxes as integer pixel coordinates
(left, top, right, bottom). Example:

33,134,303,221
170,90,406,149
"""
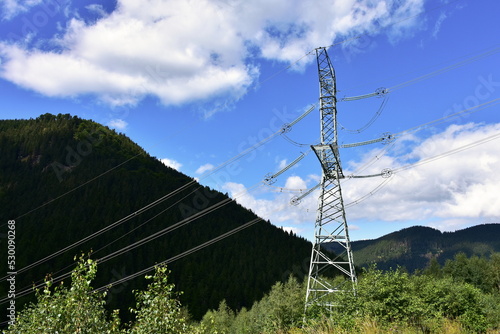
223,123,500,234
161,158,183,171
196,163,215,175
107,118,128,130
0,0,425,110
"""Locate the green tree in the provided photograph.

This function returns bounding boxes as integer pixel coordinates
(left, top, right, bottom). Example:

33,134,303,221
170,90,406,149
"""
127,265,189,334
259,275,305,332
199,300,235,334
423,257,443,278
5,255,121,334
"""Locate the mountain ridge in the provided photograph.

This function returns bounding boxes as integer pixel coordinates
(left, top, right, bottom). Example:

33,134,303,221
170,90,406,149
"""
0,113,312,320
326,224,500,272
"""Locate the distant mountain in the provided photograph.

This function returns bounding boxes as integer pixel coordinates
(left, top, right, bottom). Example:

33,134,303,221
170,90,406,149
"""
325,224,500,272
0,113,312,320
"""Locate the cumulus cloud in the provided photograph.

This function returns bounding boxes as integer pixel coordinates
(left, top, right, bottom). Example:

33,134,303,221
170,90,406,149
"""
196,163,215,175
0,0,425,108
223,174,319,227
161,158,183,171
222,123,500,234
107,118,128,130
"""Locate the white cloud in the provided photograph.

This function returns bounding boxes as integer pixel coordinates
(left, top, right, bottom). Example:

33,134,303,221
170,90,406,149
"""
0,0,425,108
432,11,447,39
343,122,500,230
281,226,302,235
223,175,319,227
85,4,108,17
196,163,215,175
107,118,128,130
278,159,288,170
161,158,182,171
223,123,500,235
1,0,42,20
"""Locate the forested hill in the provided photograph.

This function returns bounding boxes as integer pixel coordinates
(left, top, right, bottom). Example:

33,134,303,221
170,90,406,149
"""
326,224,500,272
0,113,312,320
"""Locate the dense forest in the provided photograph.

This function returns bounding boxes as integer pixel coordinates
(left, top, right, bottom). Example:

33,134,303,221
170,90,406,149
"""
0,113,312,323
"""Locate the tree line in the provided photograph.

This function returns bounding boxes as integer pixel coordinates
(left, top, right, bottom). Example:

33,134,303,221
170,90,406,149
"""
4,252,500,333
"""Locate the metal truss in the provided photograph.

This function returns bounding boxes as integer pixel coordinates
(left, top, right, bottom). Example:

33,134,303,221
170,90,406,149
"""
305,47,357,310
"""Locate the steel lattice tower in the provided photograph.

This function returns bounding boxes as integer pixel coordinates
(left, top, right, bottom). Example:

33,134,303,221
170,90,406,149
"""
305,47,357,311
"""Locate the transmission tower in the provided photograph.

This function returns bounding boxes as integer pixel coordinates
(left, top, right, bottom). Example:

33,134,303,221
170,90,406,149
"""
305,47,357,311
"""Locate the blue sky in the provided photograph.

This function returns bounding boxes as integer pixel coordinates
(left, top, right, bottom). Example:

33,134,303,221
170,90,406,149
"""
1,0,499,241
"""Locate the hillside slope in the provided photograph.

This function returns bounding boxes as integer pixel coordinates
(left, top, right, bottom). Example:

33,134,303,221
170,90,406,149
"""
0,113,312,319
326,224,500,272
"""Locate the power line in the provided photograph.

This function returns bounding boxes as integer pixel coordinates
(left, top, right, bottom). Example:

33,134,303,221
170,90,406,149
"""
0,124,282,283
0,216,263,308
387,45,500,93
0,181,263,304
92,217,263,294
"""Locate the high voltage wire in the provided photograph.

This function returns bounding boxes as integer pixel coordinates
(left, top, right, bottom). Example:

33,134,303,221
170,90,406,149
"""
393,98,500,138
387,45,500,93
393,131,500,174
346,127,500,208
1,3,496,325
0,182,264,305
91,217,263,295
290,125,500,211
0,134,274,283
0,101,318,289
0,121,280,283
265,98,499,198
0,217,264,308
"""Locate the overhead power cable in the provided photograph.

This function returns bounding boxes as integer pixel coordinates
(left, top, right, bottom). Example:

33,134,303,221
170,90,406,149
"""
339,96,389,134
344,177,394,209
290,183,321,205
0,180,197,282
387,46,500,93
394,98,500,138
393,131,500,174
92,217,263,294
281,104,316,133
1,180,263,304
0,217,264,307
4,0,483,231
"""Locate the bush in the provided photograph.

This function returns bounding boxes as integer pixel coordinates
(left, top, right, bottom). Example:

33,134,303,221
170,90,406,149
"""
5,255,121,334
127,265,189,334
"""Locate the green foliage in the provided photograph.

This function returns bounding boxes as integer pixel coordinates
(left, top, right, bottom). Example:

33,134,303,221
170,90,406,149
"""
195,275,305,334
443,252,498,293
323,265,492,333
5,252,500,333
4,257,195,334
127,265,188,334
254,275,305,333
199,300,235,334
192,253,500,334
5,255,121,334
